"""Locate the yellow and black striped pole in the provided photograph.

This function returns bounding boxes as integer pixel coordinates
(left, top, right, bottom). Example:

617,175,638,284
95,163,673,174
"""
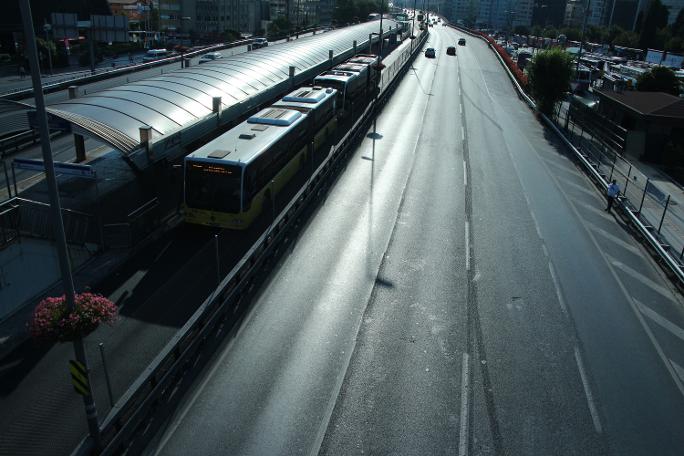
69,360,91,396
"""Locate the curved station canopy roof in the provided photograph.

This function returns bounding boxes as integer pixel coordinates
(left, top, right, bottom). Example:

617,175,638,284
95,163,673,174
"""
45,20,399,155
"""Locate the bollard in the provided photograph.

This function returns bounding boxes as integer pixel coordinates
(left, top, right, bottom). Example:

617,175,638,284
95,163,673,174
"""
369,33,374,52
289,66,296,86
353,40,357,55
329,50,334,68
212,96,222,114
68,85,78,99
184,58,191,68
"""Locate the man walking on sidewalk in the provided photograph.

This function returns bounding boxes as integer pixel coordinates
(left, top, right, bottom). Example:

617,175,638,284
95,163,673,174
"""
606,179,620,212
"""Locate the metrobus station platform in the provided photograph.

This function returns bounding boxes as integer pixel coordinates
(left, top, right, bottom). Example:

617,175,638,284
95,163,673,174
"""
0,21,422,456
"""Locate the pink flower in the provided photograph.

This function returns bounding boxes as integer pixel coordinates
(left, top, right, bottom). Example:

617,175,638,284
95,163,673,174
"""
29,292,118,343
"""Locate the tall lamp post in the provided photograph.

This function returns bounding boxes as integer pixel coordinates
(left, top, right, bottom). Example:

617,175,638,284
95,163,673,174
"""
19,0,102,449
378,0,385,58
576,0,591,75
43,23,53,75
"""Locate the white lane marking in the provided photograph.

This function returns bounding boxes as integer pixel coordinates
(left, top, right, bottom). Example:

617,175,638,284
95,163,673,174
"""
571,199,614,221
637,300,684,342
459,102,463,115
548,262,569,316
465,220,470,271
543,156,583,178
587,222,641,255
459,352,470,456
495,88,684,399
529,210,543,239
153,241,173,263
463,160,467,187
533,146,684,400
609,257,676,302
558,176,602,198
671,359,684,383
461,126,465,142
574,346,603,434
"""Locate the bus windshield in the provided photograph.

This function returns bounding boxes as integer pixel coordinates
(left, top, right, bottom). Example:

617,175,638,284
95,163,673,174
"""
185,162,242,213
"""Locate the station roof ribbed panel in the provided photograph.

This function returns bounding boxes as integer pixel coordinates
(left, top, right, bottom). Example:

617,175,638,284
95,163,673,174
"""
45,20,398,155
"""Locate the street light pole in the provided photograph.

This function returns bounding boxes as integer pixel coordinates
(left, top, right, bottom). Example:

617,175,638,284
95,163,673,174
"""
576,0,591,75
43,23,53,75
411,0,417,51
378,0,384,58
19,0,102,449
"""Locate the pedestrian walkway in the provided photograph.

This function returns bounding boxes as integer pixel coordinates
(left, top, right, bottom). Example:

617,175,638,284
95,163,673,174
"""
555,100,684,260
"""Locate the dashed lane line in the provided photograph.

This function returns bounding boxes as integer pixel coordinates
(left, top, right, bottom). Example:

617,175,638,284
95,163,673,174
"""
458,352,470,456
574,346,603,434
463,160,467,187
548,262,569,316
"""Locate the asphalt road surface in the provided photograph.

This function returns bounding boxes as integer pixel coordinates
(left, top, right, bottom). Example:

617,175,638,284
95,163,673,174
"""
145,27,682,456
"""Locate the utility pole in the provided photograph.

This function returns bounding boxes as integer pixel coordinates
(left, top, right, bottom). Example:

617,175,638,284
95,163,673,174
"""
18,0,102,449
411,0,417,50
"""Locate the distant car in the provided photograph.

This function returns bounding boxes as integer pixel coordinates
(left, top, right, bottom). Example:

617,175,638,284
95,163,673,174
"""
142,49,170,62
425,48,436,58
458,38,466,46
252,37,269,49
446,46,456,56
199,52,223,64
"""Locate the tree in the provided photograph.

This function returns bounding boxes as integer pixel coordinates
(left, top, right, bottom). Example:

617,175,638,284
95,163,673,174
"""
672,9,684,37
614,30,640,48
527,48,574,115
639,0,669,49
637,66,680,96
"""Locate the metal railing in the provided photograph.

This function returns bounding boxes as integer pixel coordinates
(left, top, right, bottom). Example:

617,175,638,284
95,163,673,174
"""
0,196,94,245
73,31,429,456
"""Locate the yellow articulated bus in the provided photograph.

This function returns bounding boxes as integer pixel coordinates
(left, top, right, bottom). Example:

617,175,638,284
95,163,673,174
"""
183,86,337,229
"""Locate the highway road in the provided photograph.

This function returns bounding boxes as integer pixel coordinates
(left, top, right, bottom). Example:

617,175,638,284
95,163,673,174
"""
147,27,684,456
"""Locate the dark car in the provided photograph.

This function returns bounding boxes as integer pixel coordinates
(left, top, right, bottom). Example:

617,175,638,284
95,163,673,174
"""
458,38,466,46
425,48,436,58
446,46,456,56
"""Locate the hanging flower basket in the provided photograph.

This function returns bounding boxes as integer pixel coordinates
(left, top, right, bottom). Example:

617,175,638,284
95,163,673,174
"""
29,293,118,343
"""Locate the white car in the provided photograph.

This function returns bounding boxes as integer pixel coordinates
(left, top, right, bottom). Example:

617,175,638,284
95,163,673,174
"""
252,38,269,49
199,52,223,64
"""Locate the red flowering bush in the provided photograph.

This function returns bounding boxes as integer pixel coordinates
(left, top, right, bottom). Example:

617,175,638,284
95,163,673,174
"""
472,30,529,90
29,293,118,343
